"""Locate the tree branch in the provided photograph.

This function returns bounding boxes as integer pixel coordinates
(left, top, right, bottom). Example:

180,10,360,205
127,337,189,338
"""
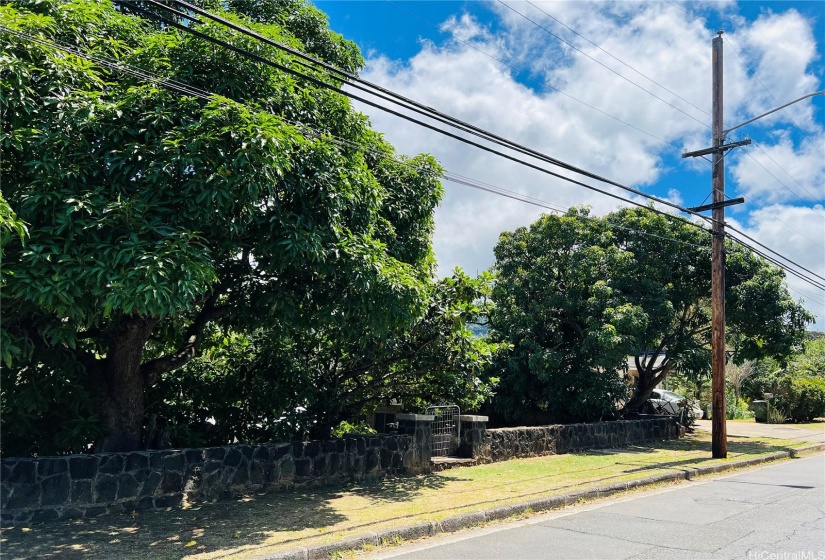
140,292,229,385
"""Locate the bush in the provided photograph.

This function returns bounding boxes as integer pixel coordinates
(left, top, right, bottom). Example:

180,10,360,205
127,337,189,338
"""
774,377,825,422
767,406,787,424
331,421,377,438
726,390,754,420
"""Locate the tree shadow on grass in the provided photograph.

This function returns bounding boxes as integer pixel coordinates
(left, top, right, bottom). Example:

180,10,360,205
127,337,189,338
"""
347,472,454,503
587,436,803,476
0,487,351,560
0,474,464,560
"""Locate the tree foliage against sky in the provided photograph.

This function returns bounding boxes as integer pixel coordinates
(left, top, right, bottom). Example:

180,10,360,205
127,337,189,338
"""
488,207,812,424
0,0,461,454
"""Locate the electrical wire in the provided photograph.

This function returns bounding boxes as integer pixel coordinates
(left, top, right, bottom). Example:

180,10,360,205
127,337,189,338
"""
497,0,710,129
101,3,825,289
157,0,825,293
443,172,711,250
786,284,825,309
383,0,686,154
118,0,722,225
5,20,823,293
738,144,825,225
726,224,825,288
2,25,707,254
724,32,825,160
750,141,825,210
523,0,709,118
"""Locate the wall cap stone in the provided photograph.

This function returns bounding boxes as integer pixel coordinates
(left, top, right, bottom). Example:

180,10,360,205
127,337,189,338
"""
396,414,434,421
458,415,489,422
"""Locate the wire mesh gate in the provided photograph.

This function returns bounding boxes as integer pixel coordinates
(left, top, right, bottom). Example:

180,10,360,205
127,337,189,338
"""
426,405,460,457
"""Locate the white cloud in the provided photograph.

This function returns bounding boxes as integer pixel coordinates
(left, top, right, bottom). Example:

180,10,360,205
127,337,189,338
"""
348,1,824,328
728,9,821,131
730,205,825,330
729,132,825,204
440,13,491,43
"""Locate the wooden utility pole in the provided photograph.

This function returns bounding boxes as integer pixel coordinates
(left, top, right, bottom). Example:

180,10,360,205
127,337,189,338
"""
710,30,727,458
684,30,749,457
684,36,821,459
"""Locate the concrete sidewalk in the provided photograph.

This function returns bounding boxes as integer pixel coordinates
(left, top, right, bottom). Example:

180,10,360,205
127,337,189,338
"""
695,419,825,444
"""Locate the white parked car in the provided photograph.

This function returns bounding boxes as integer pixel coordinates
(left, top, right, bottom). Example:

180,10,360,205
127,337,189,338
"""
648,389,704,419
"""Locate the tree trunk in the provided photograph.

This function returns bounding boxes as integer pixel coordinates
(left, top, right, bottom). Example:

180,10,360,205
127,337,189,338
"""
97,317,157,452
621,356,670,415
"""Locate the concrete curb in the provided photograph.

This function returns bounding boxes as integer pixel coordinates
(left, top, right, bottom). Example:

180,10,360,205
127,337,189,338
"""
253,443,825,560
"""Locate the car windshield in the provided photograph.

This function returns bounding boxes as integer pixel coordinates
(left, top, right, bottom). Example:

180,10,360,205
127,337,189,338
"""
659,390,686,401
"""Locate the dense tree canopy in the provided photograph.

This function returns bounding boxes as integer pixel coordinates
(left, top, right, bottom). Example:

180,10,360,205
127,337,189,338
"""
147,270,501,445
0,0,466,454
488,207,812,425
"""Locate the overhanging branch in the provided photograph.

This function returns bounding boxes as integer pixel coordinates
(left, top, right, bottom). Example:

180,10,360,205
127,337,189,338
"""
140,292,229,385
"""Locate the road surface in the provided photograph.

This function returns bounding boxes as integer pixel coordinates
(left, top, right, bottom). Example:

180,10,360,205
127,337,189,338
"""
373,453,825,560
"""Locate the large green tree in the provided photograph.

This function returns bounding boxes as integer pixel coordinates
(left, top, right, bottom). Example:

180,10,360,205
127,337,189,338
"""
1,0,443,453
146,270,501,445
489,208,646,424
488,207,812,424
606,207,812,412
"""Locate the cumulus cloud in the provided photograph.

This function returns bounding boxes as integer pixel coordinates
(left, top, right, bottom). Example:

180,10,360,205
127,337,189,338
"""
729,205,825,330
348,1,824,326
728,9,821,131
729,132,825,204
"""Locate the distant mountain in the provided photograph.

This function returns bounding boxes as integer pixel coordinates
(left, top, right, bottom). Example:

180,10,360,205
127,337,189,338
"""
468,323,489,338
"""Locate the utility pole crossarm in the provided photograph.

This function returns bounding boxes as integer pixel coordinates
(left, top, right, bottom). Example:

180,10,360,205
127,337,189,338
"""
687,197,744,213
682,138,751,159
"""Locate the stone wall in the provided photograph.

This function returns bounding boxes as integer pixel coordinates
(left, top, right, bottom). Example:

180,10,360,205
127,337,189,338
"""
1,432,425,524
474,418,681,463
0,414,679,524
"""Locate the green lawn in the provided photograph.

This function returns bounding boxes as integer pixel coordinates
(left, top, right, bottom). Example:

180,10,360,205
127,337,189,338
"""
1,432,819,560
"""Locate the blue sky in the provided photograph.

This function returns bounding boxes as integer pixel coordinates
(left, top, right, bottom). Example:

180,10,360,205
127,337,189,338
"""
315,0,825,329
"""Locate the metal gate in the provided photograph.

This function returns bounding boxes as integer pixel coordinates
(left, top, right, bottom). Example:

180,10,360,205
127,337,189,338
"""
426,405,460,457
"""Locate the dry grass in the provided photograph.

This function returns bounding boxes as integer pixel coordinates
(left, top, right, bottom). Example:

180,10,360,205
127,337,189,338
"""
1,432,818,560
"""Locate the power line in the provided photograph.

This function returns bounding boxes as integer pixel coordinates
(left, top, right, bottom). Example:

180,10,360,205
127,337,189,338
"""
750,140,825,207
786,284,825,309
5,25,708,254
497,0,710,129
115,1,825,292
383,0,686,153
7,17,823,293
728,223,825,285
738,144,825,223
724,32,825,160
726,235,825,291
523,0,709,118
663,0,692,19
444,172,711,250
121,0,717,223
722,148,825,252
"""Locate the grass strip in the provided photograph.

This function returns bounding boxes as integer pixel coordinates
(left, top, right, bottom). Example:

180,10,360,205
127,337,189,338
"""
0,432,818,560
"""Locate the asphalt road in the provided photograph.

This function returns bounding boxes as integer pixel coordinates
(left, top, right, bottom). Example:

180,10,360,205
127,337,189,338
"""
373,454,825,560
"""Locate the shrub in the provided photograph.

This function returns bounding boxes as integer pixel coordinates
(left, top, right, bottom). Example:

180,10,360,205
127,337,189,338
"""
331,420,377,438
767,406,787,424
726,390,755,420
774,377,825,422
